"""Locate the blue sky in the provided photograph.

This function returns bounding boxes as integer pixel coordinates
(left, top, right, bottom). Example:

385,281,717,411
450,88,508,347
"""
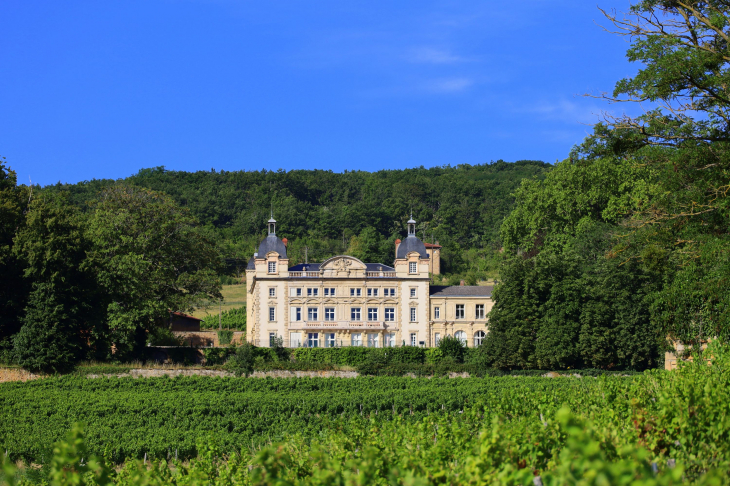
1,0,638,186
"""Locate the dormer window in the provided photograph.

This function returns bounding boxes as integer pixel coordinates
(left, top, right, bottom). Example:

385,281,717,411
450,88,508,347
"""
268,262,276,273
409,262,417,274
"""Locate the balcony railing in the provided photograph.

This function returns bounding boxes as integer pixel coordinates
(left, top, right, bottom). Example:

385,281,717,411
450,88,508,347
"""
288,321,388,330
288,271,396,278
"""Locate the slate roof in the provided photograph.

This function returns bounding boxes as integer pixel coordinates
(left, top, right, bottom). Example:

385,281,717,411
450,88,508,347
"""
429,285,493,297
257,234,288,259
288,263,395,272
396,235,429,259
247,257,255,270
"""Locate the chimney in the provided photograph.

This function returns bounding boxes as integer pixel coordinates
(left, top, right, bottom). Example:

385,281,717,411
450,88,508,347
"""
282,238,288,247
395,239,401,258
460,280,466,286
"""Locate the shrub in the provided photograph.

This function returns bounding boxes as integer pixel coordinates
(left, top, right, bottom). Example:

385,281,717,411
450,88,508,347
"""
227,341,255,377
146,327,183,346
438,335,466,363
217,330,234,346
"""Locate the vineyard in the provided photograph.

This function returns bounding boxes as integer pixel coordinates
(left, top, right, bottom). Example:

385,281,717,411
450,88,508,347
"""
1,343,729,484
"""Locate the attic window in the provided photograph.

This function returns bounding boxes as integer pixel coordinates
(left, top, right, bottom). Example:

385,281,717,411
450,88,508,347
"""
268,262,276,273
409,262,417,274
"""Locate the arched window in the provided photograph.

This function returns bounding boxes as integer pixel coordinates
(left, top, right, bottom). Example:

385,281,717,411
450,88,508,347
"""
474,330,486,347
454,330,467,345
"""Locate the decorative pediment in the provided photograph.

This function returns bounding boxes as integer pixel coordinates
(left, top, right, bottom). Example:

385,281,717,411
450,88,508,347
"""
319,255,367,276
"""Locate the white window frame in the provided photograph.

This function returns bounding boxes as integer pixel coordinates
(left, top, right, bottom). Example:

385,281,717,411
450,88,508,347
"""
367,333,379,348
268,261,276,273
325,333,336,348
307,332,319,348
295,288,302,297
434,332,441,345
351,307,361,321
410,288,417,298
455,330,467,345
476,304,485,319
367,288,379,297
324,288,336,296
350,288,361,297
351,333,362,346
387,288,395,297
455,304,465,319
384,307,395,321
269,332,277,346
307,288,319,297
307,307,318,321
268,307,275,321
410,307,417,322
367,308,378,321
384,333,395,348
324,307,335,321
434,307,440,319
410,333,417,346
269,287,276,297
474,330,486,347
409,262,417,274
293,307,302,321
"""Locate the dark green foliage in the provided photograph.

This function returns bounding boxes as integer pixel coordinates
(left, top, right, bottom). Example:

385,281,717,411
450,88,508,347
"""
227,341,255,377
12,283,84,374
437,335,467,364
292,346,426,367
217,330,234,346
41,161,551,274
146,327,183,346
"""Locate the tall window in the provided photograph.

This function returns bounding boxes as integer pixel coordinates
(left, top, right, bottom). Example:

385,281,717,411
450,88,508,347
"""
307,288,319,297
269,332,277,347
410,307,416,322
268,307,275,321
367,308,378,321
455,330,467,345
307,332,319,348
350,288,361,297
410,333,417,346
295,288,302,296
367,333,379,348
434,332,441,345
324,307,335,321
409,262,417,274
351,333,362,346
269,288,276,297
410,288,417,298
293,307,302,321
307,307,318,321
476,304,485,319
434,307,440,319
324,288,335,296
384,333,395,347
351,307,361,321
384,308,395,321
268,262,276,273
474,330,486,347
325,333,336,348
367,288,379,297
455,304,465,319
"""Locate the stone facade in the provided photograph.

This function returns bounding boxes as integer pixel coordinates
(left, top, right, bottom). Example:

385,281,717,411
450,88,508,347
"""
246,217,492,348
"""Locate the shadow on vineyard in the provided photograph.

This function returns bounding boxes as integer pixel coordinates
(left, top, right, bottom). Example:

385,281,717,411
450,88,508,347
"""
1,342,729,485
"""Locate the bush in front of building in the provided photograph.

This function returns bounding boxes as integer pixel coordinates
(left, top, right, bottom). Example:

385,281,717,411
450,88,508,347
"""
292,346,426,367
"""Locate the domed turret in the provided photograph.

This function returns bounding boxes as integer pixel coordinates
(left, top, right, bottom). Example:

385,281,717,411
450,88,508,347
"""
395,215,428,259
256,215,287,258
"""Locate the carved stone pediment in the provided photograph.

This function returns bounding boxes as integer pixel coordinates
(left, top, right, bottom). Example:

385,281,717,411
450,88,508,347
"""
320,255,367,276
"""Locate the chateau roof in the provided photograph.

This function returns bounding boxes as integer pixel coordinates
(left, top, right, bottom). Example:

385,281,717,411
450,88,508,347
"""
429,285,493,297
257,234,288,259
396,235,429,259
288,262,395,272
